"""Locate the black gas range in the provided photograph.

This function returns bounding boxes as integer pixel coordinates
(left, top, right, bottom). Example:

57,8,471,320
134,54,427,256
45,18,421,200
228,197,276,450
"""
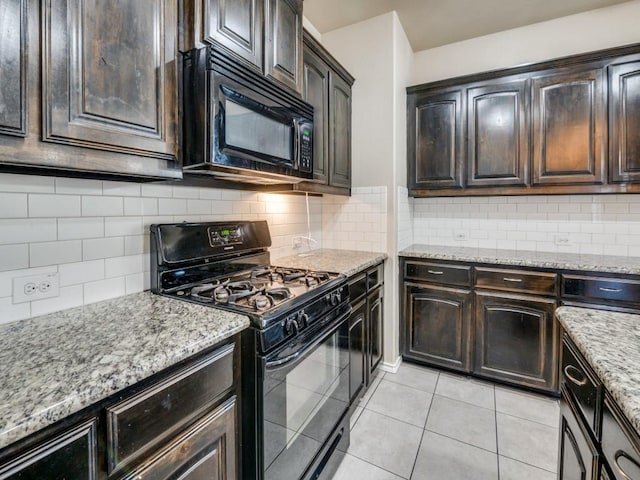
150,221,351,480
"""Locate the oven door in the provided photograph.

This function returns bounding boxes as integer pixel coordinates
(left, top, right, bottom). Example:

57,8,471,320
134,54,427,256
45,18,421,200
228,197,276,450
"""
262,308,351,480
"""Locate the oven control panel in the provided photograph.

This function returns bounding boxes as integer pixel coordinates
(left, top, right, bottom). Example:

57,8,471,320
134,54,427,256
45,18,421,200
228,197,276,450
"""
208,225,243,247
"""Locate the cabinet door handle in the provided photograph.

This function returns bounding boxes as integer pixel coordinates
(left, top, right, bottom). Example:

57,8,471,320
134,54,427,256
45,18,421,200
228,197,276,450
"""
614,450,640,479
503,277,523,283
564,365,588,387
427,270,444,275
599,287,622,293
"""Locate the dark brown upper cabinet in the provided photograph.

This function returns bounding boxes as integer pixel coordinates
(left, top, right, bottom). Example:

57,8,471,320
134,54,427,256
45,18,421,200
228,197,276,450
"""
43,0,178,162
609,58,640,183
408,89,464,190
467,79,529,187
0,0,27,137
532,67,606,185
264,0,303,94
297,31,354,195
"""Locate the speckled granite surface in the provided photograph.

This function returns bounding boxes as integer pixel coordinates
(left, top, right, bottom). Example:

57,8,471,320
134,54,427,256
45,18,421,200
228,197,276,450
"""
0,292,249,450
556,306,640,432
273,249,387,277
399,244,640,275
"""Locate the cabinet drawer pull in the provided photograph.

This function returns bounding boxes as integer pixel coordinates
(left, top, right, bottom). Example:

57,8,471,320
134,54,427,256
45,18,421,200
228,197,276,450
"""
503,277,523,283
564,365,588,387
614,450,640,479
599,287,622,293
427,270,444,275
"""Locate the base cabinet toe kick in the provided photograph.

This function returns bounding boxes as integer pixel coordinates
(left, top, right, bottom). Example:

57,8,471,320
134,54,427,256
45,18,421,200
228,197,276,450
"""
400,257,640,395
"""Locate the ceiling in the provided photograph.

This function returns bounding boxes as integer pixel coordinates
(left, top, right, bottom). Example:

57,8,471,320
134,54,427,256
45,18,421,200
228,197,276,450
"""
303,0,632,51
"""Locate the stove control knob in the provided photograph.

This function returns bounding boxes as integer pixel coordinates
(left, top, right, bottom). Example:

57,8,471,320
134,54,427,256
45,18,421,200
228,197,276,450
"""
330,291,342,306
285,317,299,335
297,311,309,329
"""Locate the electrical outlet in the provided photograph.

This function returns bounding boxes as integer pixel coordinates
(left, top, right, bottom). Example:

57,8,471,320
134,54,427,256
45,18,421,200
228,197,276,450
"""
554,234,573,246
13,273,60,304
454,230,469,241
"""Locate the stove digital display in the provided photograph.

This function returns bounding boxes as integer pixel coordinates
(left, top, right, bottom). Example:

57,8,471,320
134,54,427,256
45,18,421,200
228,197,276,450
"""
208,225,243,248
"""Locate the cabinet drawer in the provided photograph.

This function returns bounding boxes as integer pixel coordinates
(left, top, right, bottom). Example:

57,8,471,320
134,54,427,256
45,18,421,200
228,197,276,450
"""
601,393,640,480
563,275,640,307
404,261,471,286
367,263,384,291
106,342,235,474
348,272,367,302
562,336,601,439
475,267,557,295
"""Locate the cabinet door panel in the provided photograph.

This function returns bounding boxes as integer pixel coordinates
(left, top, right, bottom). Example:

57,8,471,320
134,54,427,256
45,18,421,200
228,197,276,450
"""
610,60,640,183
367,288,383,382
0,0,26,136
264,0,302,93
409,90,464,190
204,0,263,71
349,299,366,404
532,68,605,185
467,79,528,186
559,393,598,480
474,291,558,392
404,283,472,372
329,72,352,189
302,49,329,184
0,419,97,479
43,0,177,159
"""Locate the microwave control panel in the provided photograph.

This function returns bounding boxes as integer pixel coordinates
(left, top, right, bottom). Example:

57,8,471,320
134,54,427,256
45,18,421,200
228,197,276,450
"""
300,122,313,172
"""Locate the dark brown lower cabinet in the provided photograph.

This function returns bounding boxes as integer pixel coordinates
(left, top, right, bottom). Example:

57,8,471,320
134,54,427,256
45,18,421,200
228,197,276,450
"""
559,388,599,480
474,291,558,391
349,297,366,404
403,282,472,372
0,419,98,479
367,287,383,382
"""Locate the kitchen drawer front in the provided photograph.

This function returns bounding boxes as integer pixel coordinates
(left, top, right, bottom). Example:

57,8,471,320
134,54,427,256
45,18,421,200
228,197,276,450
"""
562,275,640,307
348,272,367,302
404,261,471,287
562,335,602,439
601,393,640,480
475,267,557,295
366,263,384,291
106,342,235,474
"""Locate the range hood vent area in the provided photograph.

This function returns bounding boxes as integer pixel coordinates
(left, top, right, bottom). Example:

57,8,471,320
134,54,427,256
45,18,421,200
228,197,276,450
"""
181,47,315,186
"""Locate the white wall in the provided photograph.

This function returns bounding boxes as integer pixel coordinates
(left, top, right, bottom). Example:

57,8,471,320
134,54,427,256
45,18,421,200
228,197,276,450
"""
411,0,640,84
0,173,322,324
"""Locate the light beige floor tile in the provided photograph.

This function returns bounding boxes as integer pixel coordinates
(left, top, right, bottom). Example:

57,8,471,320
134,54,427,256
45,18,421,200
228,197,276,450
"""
366,379,433,427
495,386,560,427
497,412,559,473
350,405,364,430
348,409,423,479
412,431,498,480
384,362,439,393
499,455,556,480
426,395,497,452
360,372,384,407
332,453,405,480
435,373,495,410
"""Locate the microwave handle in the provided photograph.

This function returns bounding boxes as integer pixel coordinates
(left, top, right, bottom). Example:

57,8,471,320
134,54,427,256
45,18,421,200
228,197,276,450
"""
292,118,301,170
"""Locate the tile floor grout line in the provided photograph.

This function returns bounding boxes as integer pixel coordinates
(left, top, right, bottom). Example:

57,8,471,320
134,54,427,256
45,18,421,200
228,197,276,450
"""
497,453,558,475
344,452,411,480
408,372,440,480
494,385,501,480
495,408,560,429
421,425,500,456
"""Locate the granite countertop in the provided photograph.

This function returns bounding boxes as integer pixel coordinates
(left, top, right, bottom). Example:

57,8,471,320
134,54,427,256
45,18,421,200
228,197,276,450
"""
273,249,388,277
399,244,640,275
0,292,250,451
555,306,640,432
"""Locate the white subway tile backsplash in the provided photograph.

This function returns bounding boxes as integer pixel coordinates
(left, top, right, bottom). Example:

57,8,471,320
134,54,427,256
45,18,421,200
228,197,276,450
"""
84,277,126,305
125,272,149,294
31,285,84,317
0,173,55,193
104,217,143,237
199,188,222,200
30,240,82,267
0,245,29,272
172,186,200,199
55,177,102,195
102,181,141,197
58,217,104,240
29,194,81,218
105,254,148,278
124,235,147,256
187,199,212,215
83,237,125,260
0,219,57,245
0,296,31,324
158,198,187,215
0,193,28,218
141,183,172,197
58,260,105,287
82,196,123,217
124,197,158,216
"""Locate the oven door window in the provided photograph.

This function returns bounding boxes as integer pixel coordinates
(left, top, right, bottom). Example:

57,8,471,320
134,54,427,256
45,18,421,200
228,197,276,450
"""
263,317,350,480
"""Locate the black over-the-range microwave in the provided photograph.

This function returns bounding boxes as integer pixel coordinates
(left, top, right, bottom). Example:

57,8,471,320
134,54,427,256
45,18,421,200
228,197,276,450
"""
181,47,314,184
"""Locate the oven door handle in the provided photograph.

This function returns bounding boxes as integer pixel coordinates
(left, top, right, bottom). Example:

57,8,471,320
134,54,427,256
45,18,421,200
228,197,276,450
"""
265,308,351,370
